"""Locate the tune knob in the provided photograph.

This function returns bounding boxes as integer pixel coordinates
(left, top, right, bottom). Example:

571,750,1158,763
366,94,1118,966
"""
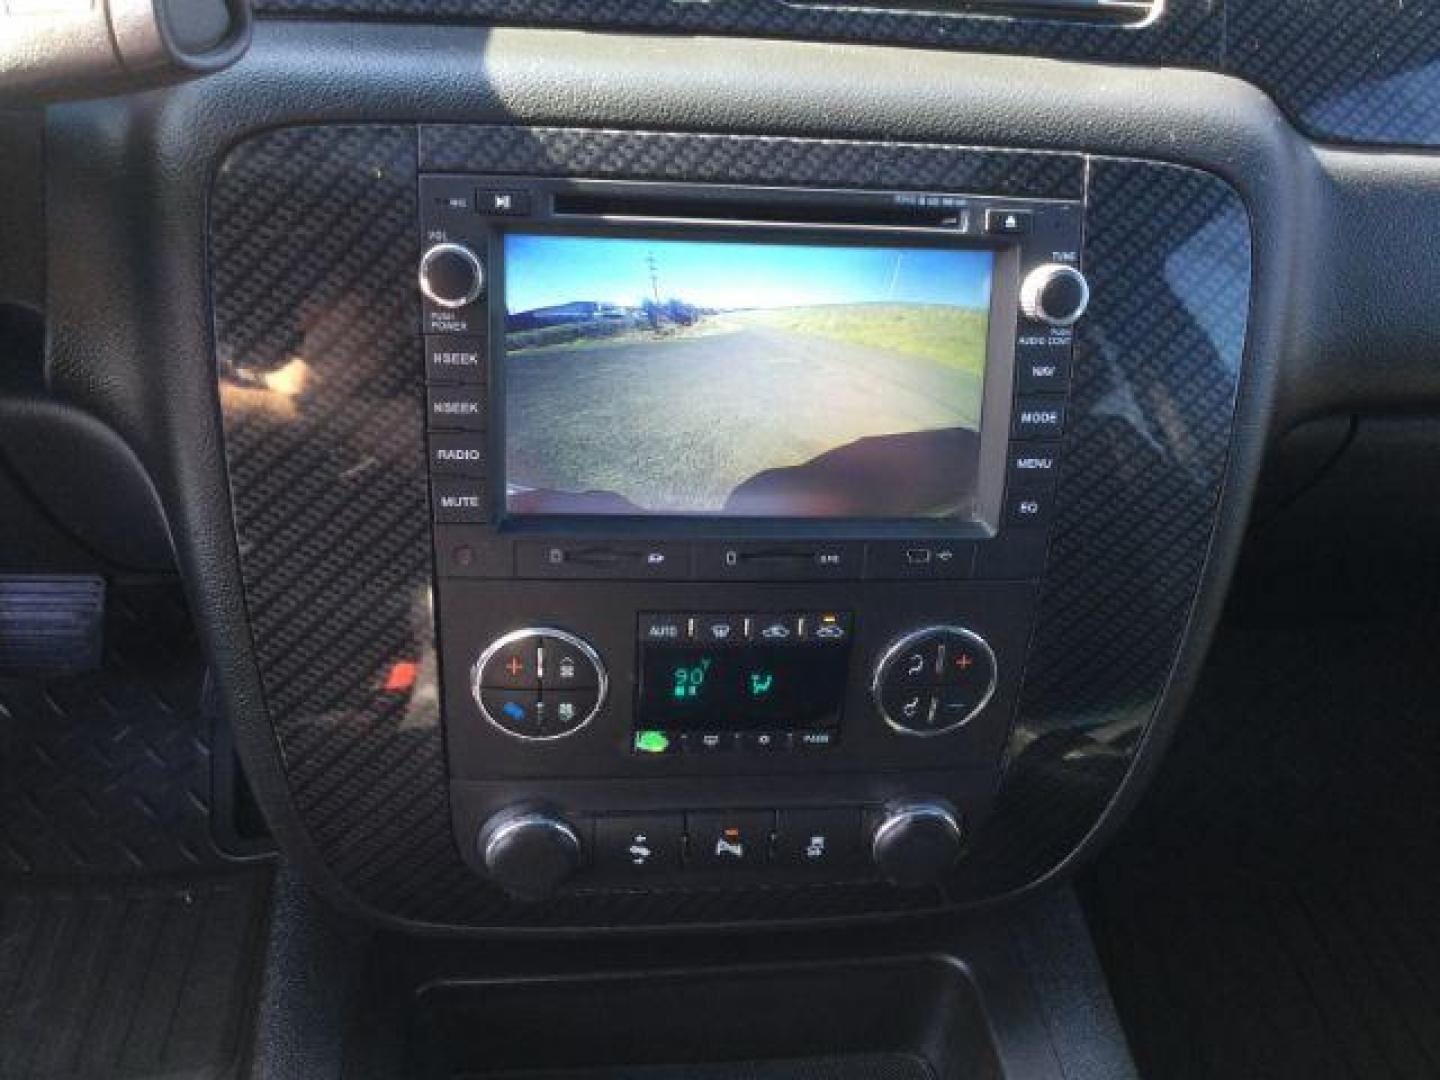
419,242,485,308
871,801,964,887
1020,263,1090,327
478,807,582,902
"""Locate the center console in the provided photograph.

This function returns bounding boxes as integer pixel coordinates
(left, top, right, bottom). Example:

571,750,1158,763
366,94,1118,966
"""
418,175,1086,899
210,121,1252,931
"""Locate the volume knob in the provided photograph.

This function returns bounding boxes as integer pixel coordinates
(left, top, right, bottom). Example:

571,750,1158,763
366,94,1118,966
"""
1020,264,1090,327
419,242,485,309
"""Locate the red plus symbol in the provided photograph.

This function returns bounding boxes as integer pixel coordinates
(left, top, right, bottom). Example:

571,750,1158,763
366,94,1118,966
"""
505,656,525,677
955,653,974,671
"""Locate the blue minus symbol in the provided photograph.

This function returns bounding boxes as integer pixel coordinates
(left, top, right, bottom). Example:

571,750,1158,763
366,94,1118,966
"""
502,701,527,721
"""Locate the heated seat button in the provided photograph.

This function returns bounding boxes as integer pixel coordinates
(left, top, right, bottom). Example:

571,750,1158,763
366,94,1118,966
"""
594,814,684,876
887,634,943,687
881,687,935,731
540,688,599,737
479,638,541,689
478,689,543,737
541,636,599,689
775,808,864,873
687,810,774,869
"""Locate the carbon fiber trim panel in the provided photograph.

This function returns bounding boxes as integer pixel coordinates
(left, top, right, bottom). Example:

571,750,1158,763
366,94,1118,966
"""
420,126,1083,200
960,157,1251,897
1227,0,1440,148
214,126,1249,929
250,0,1221,66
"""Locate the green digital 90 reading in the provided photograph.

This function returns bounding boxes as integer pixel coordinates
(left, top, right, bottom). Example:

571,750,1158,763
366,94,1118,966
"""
637,642,849,738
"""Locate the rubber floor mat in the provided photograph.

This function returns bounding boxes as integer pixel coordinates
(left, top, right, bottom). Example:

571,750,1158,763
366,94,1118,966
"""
0,579,272,1079
1083,615,1440,1080
0,873,269,1079
477,1055,934,1080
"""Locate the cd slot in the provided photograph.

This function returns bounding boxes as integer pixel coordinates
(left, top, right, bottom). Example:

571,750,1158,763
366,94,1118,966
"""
551,190,964,229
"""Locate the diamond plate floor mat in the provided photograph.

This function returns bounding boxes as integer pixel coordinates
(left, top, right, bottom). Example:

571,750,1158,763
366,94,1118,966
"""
1082,614,1440,1080
0,578,272,1079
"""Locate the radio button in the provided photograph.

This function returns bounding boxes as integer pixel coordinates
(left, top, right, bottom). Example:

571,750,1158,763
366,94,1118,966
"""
1013,398,1067,441
429,433,487,477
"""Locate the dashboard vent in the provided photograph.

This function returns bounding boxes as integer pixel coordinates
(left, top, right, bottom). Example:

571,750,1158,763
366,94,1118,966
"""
789,0,1161,27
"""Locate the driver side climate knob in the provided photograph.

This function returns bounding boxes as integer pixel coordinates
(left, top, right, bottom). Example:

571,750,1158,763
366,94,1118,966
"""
419,241,485,309
478,807,582,902
1019,263,1090,327
871,801,964,888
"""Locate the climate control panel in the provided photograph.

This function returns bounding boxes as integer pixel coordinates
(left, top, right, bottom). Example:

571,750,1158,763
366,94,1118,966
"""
442,577,1039,897
471,628,608,740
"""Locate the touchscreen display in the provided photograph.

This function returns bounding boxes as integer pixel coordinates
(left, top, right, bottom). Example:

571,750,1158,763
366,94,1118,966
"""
502,233,994,520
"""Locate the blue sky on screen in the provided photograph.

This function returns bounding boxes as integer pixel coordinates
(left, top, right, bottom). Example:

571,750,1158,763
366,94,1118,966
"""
504,234,993,313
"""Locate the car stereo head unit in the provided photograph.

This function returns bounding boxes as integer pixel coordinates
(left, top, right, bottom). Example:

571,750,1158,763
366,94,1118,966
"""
420,175,1084,583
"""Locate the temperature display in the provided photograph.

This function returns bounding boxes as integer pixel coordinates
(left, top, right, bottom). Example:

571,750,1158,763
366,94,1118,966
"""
636,642,850,737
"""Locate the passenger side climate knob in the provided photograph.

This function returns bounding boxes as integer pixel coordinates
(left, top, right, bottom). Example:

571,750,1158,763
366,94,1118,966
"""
871,801,964,888
419,242,485,309
478,807,582,902
1019,263,1090,327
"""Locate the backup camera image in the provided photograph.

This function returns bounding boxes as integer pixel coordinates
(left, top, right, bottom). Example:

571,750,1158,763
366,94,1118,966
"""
502,233,994,519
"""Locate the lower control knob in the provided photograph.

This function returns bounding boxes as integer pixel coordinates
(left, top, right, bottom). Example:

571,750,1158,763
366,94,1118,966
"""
478,807,582,902
871,801,963,888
